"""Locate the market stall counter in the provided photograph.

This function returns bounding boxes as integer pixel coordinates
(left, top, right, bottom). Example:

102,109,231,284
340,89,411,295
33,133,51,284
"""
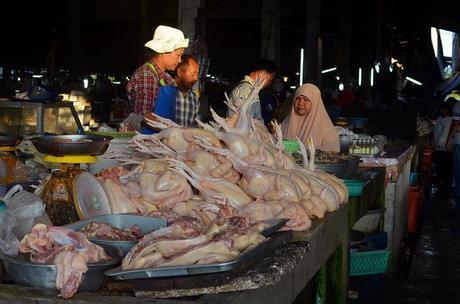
358,144,415,274
0,205,348,304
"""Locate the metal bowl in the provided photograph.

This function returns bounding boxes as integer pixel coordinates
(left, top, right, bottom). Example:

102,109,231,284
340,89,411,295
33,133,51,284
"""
0,134,20,147
343,156,361,179
315,162,348,178
0,244,121,291
30,135,112,156
64,214,168,255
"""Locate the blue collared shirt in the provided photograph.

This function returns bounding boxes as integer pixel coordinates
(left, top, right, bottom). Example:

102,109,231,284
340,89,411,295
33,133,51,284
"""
176,89,200,127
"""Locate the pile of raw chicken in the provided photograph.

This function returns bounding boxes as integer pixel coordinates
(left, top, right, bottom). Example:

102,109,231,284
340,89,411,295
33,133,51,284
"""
15,78,348,299
98,78,348,270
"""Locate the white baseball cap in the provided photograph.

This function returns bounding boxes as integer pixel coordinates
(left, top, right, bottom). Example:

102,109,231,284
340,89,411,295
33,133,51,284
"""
144,25,189,53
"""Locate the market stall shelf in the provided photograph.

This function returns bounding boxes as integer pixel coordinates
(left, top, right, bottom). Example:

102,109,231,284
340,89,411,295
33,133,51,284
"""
358,145,415,274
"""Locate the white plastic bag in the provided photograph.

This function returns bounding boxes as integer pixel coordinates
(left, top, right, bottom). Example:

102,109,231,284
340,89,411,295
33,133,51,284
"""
0,185,52,256
0,209,19,256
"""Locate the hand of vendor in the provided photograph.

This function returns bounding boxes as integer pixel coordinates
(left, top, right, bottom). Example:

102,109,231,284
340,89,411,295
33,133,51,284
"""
144,111,158,123
119,112,144,131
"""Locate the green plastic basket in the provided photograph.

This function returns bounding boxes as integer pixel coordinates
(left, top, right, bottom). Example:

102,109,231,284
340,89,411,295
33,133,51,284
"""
343,179,365,197
282,140,300,152
350,249,390,276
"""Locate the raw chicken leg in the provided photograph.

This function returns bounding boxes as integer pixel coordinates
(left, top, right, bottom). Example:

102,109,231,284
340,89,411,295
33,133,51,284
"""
55,251,88,298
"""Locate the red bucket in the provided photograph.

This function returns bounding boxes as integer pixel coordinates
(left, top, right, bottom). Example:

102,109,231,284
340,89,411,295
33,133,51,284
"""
407,186,421,233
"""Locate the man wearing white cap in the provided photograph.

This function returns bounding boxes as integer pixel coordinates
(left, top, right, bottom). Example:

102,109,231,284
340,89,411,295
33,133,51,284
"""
125,25,189,132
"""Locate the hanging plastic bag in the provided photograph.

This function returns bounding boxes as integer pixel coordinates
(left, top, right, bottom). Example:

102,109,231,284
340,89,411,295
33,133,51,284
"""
5,185,52,239
0,203,18,256
0,185,52,256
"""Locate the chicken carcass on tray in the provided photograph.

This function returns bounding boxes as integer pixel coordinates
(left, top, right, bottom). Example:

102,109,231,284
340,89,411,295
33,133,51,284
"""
79,222,141,241
19,223,111,298
121,216,265,270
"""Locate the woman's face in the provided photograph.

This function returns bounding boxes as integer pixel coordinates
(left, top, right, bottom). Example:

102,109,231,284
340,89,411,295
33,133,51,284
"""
163,48,185,71
294,95,312,116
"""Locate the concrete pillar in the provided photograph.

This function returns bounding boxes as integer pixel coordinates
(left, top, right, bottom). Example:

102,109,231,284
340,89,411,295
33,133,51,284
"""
304,0,321,86
178,0,202,41
140,0,150,44
338,0,351,89
261,0,280,66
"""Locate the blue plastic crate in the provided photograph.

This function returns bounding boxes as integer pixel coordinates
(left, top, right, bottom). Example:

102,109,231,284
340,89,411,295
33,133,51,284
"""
350,249,390,276
364,232,387,250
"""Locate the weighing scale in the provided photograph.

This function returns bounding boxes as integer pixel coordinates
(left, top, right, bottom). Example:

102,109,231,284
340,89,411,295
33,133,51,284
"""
0,135,21,185
31,135,113,226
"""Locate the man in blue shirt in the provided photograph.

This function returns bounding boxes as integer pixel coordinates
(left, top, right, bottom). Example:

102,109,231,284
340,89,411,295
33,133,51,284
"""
174,55,200,127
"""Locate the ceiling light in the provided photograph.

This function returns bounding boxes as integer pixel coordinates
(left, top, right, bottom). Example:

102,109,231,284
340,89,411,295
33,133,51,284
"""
406,76,422,86
321,67,337,74
358,68,362,86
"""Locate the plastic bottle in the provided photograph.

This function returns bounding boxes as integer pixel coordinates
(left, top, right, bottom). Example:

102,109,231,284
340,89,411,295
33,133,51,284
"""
372,139,378,154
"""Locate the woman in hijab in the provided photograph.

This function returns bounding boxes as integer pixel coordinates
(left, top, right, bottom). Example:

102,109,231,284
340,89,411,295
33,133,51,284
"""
281,83,339,152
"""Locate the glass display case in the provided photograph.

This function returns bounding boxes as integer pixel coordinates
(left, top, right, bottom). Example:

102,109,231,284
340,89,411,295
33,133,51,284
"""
0,99,83,137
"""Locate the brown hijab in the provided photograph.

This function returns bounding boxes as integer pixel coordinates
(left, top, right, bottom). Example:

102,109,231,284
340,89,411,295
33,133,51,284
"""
281,83,339,152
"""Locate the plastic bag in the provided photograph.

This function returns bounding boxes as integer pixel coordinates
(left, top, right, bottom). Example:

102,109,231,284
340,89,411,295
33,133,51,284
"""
0,209,19,256
0,185,52,256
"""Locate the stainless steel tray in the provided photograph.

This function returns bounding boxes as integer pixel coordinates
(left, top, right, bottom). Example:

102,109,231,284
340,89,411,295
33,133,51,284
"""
30,134,112,156
64,214,168,255
259,218,288,237
0,244,121,291
105,231,292,280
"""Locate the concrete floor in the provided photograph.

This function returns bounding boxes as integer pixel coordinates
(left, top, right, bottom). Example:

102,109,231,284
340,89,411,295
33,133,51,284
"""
352,183,460,304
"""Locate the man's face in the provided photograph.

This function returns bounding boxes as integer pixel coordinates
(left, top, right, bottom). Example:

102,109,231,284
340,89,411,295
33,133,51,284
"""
258,71,275,89
163,48,185,71
177,59,200,89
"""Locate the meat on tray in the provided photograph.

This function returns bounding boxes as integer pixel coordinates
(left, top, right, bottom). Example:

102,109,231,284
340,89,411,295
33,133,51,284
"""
122,216,265,270
80,222,142,241
19,223,111,299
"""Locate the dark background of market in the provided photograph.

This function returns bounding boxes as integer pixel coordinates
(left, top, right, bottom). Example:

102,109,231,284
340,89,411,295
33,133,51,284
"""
0,0,459,126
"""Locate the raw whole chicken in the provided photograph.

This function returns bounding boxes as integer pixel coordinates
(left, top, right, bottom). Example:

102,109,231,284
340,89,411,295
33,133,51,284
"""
103,179,138,214
169,159,253,210
138,169,193,210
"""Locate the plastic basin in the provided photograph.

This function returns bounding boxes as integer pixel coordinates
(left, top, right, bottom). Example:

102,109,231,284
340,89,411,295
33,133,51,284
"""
282,140,300,152
343,179,365,197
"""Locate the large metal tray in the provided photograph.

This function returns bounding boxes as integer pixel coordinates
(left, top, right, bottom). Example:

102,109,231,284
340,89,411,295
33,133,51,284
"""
30,134,112,156
0,244,121,291
259,218,288,237
105,231,292,280
64,214,168,255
